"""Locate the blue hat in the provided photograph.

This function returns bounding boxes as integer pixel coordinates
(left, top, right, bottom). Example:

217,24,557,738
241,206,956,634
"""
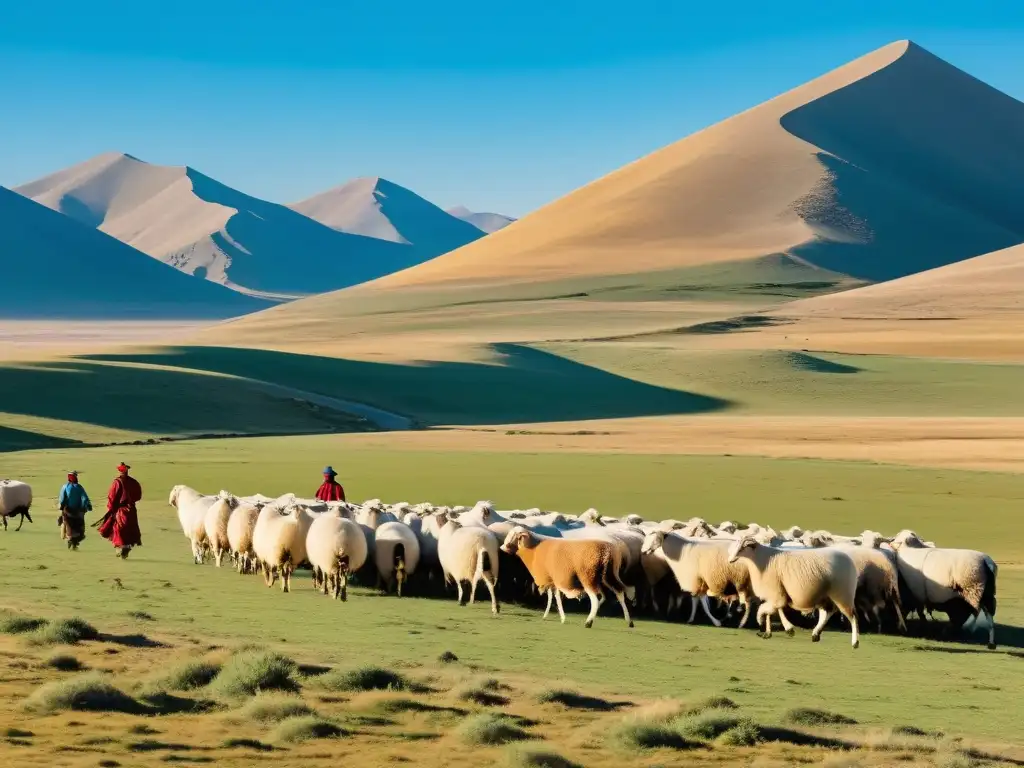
323,466,336,476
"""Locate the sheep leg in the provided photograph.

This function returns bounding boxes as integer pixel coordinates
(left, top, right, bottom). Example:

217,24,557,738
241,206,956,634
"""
615,589,635,629
761,609,772,639
687,595,699,624
555,590,567,624
281,564,291,593
872,605,884,633
811,607,833,642
584,590,601,628
455,580,465,606
482,573,500,615
893,600,907,634
834,602,860,648
737,596,752,628
468,575,478,606
543,588,554,619
776,608,797,636
700,596,723,628
340,570,349,602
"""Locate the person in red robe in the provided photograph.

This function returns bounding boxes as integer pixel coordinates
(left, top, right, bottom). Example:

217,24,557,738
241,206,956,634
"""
315,466,346,502
97,462,143,559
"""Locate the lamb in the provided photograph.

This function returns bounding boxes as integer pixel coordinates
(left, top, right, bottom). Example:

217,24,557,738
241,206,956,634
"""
203,493,241,567
888,531,998,649
252,503,317,592
641,531,754,628
226,502,261,574
305,512,367,601
727,536,861,648
437,520,500,614
0,479,33,531
500,526,632,628
374,521,421,597
169,485,222,564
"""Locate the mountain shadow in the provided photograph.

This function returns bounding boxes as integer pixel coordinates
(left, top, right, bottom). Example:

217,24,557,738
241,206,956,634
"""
80,344,731,426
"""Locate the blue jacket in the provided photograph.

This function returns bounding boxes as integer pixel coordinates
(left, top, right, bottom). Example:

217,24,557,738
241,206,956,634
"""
59,482,92,511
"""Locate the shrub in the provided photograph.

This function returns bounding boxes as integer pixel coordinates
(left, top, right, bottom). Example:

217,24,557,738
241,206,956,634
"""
23,675,140,714
505,745,583,768
320,665,408,692
457,713,531,746
677,712,743,740
44,654,84,672
684,696,738,715
785,707,857,727
151,659,222,692
271,716,347,743
612,721,698,751
3,728,33,738
716,719,763,747
30,618,99,646
439,651,459,663
0,615,47,634
210,651,298,698
234,694,316,723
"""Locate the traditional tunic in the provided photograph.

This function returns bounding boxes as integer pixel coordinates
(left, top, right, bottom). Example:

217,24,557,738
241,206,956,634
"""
98,475,143,549
58,481,92,546
315,479,346,502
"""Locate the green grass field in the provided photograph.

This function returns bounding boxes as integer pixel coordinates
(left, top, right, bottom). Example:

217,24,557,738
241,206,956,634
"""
2,438,1022,758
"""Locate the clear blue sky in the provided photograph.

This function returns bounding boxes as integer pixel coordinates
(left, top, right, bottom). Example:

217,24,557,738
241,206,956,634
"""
2,1,1024,217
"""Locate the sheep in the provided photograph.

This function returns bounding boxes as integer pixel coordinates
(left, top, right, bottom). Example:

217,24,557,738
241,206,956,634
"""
727,536,861,648
641,531,755,628
305,512,367,601
203,493,241,567
835,544,906,633
169,485,222,564
437,520,500,614
374,521,421,596
226,502,261,574
500,526,632,628
0,479,33,531
888,531,998,649
252,503,317,592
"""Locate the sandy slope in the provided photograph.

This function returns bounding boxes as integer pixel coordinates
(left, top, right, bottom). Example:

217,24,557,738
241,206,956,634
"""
290,177,486,258
14,154,436,300
447,205,516,233
338,41,1024,290
0,186,268,318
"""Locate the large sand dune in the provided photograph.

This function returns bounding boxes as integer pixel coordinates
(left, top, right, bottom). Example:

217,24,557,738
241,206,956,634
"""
345,41,1024,291
290,177,486,257
15,154,454,300
446,205,516,233
0,186,268,318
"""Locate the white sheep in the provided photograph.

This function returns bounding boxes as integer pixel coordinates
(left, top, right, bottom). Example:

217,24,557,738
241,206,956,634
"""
836,544,906,633
226,502,261,574
306,511,367,600
374,521,421,596
0,479,33,531
438,520,500,614
727,536,861,648
252,503,317,592
203,492,241,567
169,485,222,564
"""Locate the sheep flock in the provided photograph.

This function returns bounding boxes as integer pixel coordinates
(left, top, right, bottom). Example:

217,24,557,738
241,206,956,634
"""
162,485,1001,651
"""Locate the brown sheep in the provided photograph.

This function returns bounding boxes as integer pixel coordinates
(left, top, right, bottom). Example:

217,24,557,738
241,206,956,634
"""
500,527,633,629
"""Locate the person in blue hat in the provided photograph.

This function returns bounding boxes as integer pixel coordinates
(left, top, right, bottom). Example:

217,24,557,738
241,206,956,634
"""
58,470,92,549
315,466,346,502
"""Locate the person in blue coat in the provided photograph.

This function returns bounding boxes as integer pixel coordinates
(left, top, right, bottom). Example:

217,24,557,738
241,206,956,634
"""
58,471,92,549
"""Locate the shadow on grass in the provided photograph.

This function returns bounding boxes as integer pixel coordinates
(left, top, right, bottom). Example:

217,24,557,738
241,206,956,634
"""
80,344,731,427
537,690,631,712
98,633,165,649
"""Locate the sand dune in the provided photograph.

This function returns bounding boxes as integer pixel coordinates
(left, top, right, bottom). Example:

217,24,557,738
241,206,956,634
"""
338,41,1024,291
291,177,486,258
0,186,268,319
15,154,441,300
446,205,516,233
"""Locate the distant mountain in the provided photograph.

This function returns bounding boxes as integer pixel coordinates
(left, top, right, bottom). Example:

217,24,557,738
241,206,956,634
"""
290,177,486,257
446,205,516,234
0,185,268,318
15,154,433,300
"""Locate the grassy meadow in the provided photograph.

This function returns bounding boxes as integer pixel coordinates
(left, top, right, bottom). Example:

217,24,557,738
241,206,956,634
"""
2,438,1023,766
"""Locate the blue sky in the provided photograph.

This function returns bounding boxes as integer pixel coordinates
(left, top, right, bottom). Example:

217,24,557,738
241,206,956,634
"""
2,1,1024,216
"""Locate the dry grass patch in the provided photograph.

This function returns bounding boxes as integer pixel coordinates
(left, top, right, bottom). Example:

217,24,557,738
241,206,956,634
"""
23,674,141,714
28,617,99,646
320,665,411,692
209,650,298,698
504,745,583,768
786,707,858,727
456,678,511,706
457,713,533,746
271,715,348,743
0,614,47,634
231,693,316,723
145,658,222,692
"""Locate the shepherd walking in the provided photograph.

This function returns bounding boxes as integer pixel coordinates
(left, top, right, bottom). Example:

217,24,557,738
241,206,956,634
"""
58,471,92,549
96,462,143,559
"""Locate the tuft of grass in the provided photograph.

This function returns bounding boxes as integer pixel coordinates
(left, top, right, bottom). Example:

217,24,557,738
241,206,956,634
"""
320,665,409,693
127,611,154,621
149,659,222,692
271,715,347,743
457,713,532,746
44,653,84,672
676,712,743,740
4,728,34,738
23,675,141,714
785,707,858,727
684,696,738,715
612,721,699,751
457,679,510,707
934,751,980,768
30,617,99,646
128,724,160,735
715,719,763,747
221,738,274,751
209,651,298,698
0,615,47,634
439,650,459,663
505,745,583,768
892,725,944,738
234,694,316,723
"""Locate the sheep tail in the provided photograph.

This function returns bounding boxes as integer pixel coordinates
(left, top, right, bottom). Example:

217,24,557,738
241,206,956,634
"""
600,548,628,596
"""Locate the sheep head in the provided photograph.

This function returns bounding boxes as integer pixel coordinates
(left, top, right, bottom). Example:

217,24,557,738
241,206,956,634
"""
624,514,644,527
890,530,926,550
501,527,534,555
727,535,759,563
860,532,893,550
641,530,666,555
717,521,738,534
473,501,495,522
168,485,184,508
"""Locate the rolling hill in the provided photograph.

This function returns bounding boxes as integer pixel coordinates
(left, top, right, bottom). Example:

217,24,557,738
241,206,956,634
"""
446,205,516,233
14,154,455,300
290,177,486,256
0,185,269,318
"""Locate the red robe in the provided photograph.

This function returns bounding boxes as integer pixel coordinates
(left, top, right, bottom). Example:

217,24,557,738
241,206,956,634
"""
315,479,345,502
98,475,143,548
